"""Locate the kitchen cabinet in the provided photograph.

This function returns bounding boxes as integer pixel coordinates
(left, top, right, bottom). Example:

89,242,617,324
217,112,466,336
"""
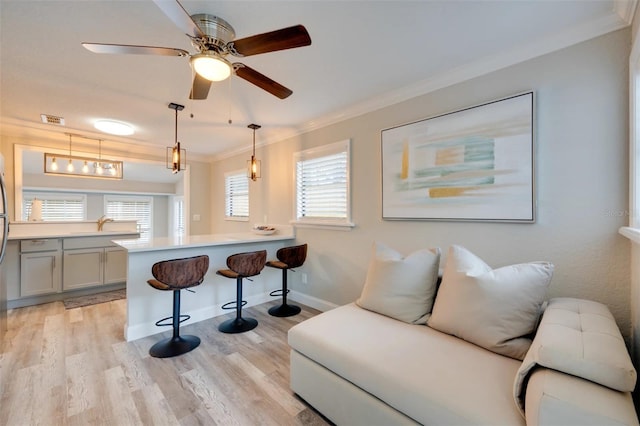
63,236,128,290
7,231,137,309
103,247,127,284
19,239,62,297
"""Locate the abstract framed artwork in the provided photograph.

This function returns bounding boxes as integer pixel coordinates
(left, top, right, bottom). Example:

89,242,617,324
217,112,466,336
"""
381,92,535,222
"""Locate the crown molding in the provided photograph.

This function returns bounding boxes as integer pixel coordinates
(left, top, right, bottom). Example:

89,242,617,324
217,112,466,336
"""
295,11,629,137
210,8,632,163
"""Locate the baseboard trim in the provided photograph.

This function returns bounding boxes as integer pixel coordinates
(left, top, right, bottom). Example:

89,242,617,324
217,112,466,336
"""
288,290,338,312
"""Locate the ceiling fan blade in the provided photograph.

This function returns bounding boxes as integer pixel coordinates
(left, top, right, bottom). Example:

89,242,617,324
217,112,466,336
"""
229,25,311,57
82,42,188,57
189,73,212,100
233,63,293,99
152,0,205,39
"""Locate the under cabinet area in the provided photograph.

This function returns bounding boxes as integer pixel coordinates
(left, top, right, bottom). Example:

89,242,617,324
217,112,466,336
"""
63,237,127,290
20,239,62,297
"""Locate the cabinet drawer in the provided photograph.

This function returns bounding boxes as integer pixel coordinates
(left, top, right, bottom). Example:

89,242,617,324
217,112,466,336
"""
20,239,61,253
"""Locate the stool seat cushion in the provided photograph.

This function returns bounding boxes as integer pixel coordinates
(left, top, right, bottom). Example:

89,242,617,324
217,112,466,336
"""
266,260,288,270
217,269,240,279
147,278,171,291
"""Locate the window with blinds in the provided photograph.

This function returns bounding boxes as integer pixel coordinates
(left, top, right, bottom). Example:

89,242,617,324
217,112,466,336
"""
105,195,153,242
225,171,249,221
294,139,353,228
22,192,86,221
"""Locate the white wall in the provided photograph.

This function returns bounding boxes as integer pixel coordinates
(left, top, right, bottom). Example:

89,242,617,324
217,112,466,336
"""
211,29,632,339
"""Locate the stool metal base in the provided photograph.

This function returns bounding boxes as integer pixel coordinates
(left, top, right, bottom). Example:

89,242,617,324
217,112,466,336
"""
268,303,302,317
218,317,258,334
149,335,201,358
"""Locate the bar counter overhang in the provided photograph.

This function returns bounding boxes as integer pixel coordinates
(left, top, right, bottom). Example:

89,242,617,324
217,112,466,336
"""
113,226,295,342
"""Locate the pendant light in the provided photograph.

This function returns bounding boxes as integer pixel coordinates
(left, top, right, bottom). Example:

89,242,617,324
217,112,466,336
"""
247,123,261,181
166,102,186,173
44,133,123,179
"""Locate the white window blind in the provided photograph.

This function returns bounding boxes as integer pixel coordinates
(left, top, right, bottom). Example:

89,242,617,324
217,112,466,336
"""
22,192,86,221
173,196,185,237
225,171,249,221
105,195,153,242
294,139,353,227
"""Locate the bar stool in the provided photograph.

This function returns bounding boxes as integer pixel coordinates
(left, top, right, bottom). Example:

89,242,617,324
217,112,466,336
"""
147,255,209,358
265,243,307,317
216,250,267,334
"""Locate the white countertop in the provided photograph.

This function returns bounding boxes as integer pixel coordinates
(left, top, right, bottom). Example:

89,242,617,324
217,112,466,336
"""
8,231,139,241
113,230,295,253
8,220,139,240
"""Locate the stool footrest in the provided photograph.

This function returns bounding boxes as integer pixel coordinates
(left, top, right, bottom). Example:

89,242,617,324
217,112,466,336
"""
269,289,290,297
221,300,247,310
155,314,190,327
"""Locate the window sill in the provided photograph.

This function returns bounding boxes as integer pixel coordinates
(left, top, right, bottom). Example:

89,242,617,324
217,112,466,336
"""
225,216,249,222
290,219,355,231
619,226,640,245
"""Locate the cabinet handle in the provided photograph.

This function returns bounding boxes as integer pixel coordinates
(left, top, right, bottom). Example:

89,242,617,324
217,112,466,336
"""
30,239,48,244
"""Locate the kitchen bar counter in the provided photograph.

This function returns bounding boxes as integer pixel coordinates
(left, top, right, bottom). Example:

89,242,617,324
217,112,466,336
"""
112,231,294,253
114,226,296,341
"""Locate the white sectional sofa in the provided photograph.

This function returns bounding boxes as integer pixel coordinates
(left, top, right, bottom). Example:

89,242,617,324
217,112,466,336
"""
288,244,639,425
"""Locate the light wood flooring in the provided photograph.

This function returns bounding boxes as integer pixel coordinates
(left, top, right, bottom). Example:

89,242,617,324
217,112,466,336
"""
0,297,331,426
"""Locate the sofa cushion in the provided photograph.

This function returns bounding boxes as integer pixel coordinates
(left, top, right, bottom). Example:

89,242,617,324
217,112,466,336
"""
514,298,637,415
289,303,525,425
428,245,553,360
524,368,638,426
356,242,440,324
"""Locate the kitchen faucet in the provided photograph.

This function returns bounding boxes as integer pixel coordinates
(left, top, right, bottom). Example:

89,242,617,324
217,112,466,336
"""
97,215,114,231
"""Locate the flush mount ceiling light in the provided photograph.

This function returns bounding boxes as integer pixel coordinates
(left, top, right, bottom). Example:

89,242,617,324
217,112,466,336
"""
247,123,261,181
94,119,134,136
44,133,123,179
166,102,187,174
190,51,232,81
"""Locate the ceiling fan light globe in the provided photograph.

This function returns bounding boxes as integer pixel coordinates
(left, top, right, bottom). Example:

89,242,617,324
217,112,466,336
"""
191,53,231,81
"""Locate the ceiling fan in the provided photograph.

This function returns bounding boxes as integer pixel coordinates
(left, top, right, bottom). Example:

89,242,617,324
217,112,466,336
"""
82,0,311,100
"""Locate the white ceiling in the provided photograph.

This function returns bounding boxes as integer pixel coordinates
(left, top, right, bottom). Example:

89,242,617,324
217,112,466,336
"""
0,0,635,161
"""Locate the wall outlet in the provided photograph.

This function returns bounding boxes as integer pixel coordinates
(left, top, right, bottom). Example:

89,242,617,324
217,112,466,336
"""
301,273,308,285
193,214,200,222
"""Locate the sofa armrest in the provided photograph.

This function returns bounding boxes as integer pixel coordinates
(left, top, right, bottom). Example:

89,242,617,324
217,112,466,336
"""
525,368,638,426
514,297,637,416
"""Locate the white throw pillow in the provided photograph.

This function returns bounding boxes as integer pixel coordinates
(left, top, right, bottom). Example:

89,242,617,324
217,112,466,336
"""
428,245,553,360
356,242,441,324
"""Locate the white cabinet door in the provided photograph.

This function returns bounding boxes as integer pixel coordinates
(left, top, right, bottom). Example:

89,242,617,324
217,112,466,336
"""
104,247,127,285
20,251,61,297
63,249,103,290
